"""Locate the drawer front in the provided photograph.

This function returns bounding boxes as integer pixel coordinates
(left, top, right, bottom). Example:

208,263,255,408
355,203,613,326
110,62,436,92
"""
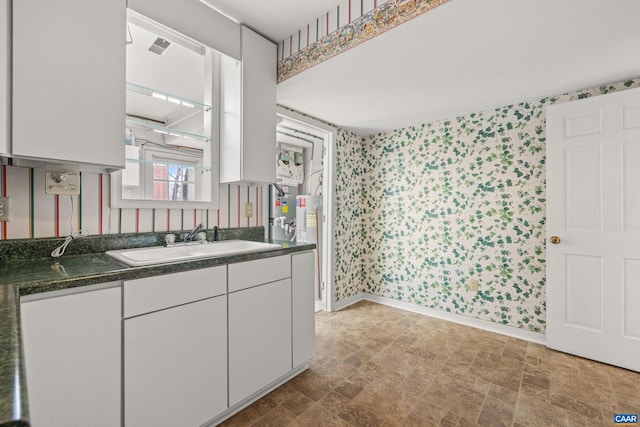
228,255,291,292
124,266,226,318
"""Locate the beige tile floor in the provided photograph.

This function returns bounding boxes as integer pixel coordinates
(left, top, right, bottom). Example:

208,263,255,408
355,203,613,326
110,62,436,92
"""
220,301,640,426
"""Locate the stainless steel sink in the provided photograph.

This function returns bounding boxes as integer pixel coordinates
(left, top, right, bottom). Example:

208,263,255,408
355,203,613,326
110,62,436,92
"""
105,240,282,267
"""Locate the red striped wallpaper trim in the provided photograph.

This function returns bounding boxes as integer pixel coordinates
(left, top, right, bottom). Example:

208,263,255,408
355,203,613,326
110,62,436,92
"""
54,195,60,237
0,164,266,239
98,173,103,235
255,187,259,226
326,12,329,35
237,186,241,227
2,165,6,239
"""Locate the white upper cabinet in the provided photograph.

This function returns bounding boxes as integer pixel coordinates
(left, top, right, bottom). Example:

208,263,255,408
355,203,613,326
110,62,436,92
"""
12,0,126,169
0,0,9,156
221,26,276,185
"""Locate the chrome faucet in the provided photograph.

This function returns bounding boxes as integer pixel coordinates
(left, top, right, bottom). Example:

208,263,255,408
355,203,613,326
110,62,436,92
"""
184,223,204,242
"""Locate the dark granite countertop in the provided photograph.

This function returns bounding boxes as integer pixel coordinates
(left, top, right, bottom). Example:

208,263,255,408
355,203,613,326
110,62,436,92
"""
0,227,315,427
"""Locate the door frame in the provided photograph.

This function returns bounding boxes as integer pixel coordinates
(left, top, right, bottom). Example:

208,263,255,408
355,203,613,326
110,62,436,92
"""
275,106,336,312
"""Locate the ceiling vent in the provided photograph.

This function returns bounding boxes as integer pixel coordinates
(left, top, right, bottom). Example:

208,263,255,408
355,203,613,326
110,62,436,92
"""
148,37,171,55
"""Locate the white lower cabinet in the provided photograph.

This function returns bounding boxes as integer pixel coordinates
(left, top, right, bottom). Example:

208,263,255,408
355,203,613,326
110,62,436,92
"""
228,278,292,406
124,295,227,427
123,266,227,427
228,255,293,406
20,283,122,427
292,251,316,367
20,252,315,426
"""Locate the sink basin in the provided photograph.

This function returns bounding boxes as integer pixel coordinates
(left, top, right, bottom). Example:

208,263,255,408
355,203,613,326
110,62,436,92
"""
105,240,282,267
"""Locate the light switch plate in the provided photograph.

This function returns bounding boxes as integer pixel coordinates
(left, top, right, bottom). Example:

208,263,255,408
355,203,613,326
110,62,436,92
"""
0,197,11,222
245,202,253,218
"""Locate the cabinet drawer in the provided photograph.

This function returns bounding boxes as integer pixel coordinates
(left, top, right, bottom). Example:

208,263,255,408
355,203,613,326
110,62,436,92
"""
124,266,226,318
228,255,290,292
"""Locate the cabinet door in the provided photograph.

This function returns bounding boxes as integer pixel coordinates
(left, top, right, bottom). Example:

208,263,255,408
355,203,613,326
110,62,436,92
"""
292,251,316,367
124,295,227,427
240,25,276,183
20,284,121,427
0,0,7,155
220,26,276,184
229,278,292,406
12,0,125,168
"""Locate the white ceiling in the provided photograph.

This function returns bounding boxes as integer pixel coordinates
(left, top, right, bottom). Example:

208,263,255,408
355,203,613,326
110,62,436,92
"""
199,0,343,42
208,0,640,136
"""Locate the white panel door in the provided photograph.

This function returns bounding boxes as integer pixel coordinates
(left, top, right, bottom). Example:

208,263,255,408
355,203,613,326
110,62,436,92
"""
547,86,640,372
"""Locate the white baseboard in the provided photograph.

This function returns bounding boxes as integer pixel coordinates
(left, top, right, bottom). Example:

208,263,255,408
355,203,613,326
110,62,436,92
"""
332,292,366,311
334,292,546,345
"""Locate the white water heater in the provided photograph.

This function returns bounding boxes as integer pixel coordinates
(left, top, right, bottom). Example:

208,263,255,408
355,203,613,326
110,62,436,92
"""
296,195,322,245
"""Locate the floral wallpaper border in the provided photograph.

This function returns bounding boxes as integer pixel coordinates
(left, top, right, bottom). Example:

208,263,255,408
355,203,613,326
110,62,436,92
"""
277,0,450,83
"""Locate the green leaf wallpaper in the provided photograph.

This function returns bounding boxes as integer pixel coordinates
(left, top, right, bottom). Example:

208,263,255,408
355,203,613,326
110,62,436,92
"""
333,77,640,333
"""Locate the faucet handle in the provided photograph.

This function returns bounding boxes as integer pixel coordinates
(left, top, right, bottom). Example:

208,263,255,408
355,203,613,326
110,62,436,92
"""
164,234,176,246
196,231,207,242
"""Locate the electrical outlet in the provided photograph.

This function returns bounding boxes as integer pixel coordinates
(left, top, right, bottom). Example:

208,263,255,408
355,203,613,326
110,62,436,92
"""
469,278,479,292
45,171,80,195
245,202,253,218
0,197,11,222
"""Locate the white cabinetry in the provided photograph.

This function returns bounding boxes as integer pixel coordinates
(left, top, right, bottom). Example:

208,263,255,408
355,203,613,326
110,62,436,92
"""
18,251,315,426
0,0,8,155
221,26,276,184
228,256,292,406
292,251,316,367
124,267,227,427
20,283,122,427
12,0,125,169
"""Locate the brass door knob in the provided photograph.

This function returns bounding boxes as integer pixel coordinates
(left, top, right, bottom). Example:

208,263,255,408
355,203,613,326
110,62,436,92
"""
550,236,561,244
